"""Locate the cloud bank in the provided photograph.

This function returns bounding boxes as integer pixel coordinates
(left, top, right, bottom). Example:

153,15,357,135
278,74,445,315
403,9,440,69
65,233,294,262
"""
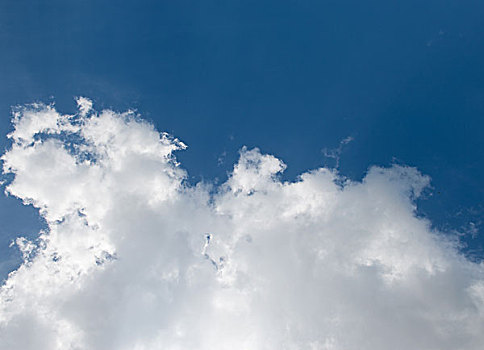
1,99,483,350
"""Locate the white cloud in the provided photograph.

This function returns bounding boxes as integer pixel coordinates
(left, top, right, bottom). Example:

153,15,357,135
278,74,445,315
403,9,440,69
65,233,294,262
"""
0,99,483,349
76,97,93,117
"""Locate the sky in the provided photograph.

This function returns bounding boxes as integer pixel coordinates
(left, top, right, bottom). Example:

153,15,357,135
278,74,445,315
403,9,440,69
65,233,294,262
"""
0,1,483,349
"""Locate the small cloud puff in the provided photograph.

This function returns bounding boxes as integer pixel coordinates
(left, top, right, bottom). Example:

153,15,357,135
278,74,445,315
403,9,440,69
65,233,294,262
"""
0,100,483,350
75,97,93,117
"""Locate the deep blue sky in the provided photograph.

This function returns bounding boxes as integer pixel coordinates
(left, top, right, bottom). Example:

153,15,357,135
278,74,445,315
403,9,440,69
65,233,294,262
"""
0,0,483,276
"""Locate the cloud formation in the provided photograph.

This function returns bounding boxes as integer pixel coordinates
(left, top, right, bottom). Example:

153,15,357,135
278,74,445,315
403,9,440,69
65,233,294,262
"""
1,99,483,349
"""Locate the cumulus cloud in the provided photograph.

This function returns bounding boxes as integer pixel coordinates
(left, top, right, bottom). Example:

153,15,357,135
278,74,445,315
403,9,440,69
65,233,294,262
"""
0,99,483,350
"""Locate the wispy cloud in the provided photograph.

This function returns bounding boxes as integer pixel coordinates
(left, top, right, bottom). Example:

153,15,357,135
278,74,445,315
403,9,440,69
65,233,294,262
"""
322,135,354,169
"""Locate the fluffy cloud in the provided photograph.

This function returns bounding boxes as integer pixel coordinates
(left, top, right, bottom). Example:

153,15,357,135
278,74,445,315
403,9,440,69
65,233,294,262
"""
0,99,483,350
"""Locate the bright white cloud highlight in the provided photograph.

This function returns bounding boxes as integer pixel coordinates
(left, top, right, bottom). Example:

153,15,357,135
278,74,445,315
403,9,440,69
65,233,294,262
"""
1,99,483,350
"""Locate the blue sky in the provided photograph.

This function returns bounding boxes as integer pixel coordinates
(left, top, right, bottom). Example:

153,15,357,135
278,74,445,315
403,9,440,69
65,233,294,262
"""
0,0,483,274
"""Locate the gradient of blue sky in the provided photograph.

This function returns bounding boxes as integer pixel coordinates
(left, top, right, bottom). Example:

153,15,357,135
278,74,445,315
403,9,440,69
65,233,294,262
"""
0,0,483,276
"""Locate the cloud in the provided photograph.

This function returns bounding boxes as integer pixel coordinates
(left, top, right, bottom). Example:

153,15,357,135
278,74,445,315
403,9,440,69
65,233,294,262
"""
1,99,483,349
322,135,354,169
76,97,93,117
